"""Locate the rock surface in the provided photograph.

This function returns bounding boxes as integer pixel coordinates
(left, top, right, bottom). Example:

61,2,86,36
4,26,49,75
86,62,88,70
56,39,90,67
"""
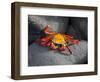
28,41,87,66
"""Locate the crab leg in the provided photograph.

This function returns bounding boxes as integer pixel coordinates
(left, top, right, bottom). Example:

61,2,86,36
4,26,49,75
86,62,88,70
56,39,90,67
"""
44,25,56,35
66,46,72,54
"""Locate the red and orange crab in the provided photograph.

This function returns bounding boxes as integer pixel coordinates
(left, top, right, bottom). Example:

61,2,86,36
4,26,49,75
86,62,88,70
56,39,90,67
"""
37,25,79,54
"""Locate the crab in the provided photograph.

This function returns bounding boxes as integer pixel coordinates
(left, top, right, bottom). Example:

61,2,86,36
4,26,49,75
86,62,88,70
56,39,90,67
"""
36,25,79,54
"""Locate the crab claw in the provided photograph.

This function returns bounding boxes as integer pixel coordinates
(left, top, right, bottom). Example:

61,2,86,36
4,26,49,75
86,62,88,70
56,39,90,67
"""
50,43,57,50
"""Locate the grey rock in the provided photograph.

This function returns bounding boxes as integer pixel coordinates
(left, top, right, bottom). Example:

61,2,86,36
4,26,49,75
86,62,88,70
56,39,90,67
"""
28,41,87,66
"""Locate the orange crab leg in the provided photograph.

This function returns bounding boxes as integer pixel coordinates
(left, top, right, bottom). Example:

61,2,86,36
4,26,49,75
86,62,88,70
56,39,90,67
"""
41,35,52,42
44,25,56,35
64,34,79,44
39,36,52,46
64,34,73,39
71,40,79,44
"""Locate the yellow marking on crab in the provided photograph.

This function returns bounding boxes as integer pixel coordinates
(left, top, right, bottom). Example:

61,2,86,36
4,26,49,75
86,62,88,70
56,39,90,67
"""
52,33,66,44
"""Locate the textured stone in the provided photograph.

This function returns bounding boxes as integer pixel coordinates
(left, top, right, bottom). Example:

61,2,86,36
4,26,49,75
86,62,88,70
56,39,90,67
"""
28,41,87,66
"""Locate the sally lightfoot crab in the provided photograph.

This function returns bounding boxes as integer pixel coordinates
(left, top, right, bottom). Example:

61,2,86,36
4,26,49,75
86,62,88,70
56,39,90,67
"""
36,25,79,54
